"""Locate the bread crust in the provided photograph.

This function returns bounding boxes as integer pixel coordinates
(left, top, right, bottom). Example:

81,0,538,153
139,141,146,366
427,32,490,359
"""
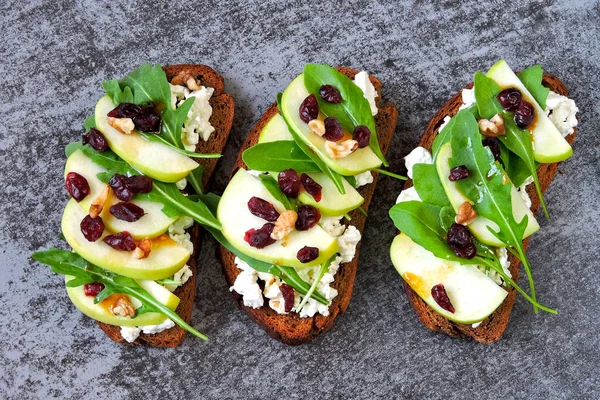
402,74,576,343
219,67,398,345
97,64,234,347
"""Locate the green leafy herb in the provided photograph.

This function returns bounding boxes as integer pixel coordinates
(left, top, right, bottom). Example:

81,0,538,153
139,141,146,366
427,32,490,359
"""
102,80,134,105
296,255,335,313
517,65,549,110
506,151,534,187
431,105,480,160
139,132,221,159
186,163,205,195
32,249,208,340
259,174,296,211
412,164,450,207
373,168,407,181
474,72,548,218
84,115,96,132
155,278,183,287
242,141,320,173
303,64,387,166
438,205,456,231
344,175,357,188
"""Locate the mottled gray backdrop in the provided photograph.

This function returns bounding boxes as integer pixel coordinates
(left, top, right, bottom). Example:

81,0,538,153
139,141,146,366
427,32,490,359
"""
1,0,598,399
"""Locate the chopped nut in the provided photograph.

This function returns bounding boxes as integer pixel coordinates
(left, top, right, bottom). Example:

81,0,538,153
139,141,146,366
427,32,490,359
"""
478,113,505,137
110,296,136,317
455,201,477,226
133,238,152,259
171,71,200,88
271,210,298,241
185,76,201,91
308,119,325,137
89,185,111,218
107,116,135,134
324,139,358,159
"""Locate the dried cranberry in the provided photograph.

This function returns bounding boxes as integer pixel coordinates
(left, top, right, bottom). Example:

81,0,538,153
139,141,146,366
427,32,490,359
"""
80,215,104,242
127,175,153,194
84,282,105,297
65,172,90,202
248,196,280,222
319,84,343,103
353,125,371,148
482,137,501,161
299,94,319,123
110,202,145,222
82,128,108,152
109,174,135,202
278,169,302,198
132,112,161,133
279,283,295,312
431,284,455,313
448,165,470,181
107,103,142,119
514,101,535,129
300,174,322,202
447,223,477,259
323,117,344,142
297,246,319,263
497,88,522,112
244,223,276,248
295,205,321,231
103,231,136,251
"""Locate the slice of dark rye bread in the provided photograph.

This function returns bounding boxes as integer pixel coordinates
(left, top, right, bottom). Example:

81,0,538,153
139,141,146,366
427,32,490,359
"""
402,74,577,343
219,67,398,345
97,64,234,347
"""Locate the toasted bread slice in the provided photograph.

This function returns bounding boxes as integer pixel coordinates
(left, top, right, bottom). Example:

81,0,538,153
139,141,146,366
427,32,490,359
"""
402,74,576,343
219,67,398,345
97,64,234,347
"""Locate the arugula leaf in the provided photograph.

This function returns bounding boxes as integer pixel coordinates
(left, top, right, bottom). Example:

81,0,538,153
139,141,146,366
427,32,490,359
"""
473,72,548,218
506,151,534,187
242,141,320,173
373,168,407,181
517,65,549,110
119,63,172,106
259,174,296,211
160,97,193,149
412,164,450,207
344,175,357,188
449,110,539,312
32,249,208,340
296,254,335,312
84,115,96,132
186,163,205,195
102,80,134,104
431,105,479,160
303,64,387,166
438,205,456,231
139,132,220,159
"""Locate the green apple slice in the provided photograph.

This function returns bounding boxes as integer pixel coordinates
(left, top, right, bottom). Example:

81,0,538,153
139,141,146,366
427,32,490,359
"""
64,149,177,239
297,172,363,216
391,233,507,324
62,199,190,280
436,143,539,247
280,74,381,176
218,169,339,268
95,95,199,182
65,277,179,326
487,60,572,163
258,113,293,142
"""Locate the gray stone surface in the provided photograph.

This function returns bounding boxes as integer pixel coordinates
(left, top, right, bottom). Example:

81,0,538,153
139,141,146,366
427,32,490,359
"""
1,0,598,398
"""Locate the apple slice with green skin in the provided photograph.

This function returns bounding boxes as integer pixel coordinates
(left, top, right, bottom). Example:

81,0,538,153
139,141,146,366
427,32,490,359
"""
487,60,572,163
62,199,190,280
95,95,199,183
64,149,177,239
258,113,293,142
280,74,381,176
390,232,507,324
65,277,179,326
436,142,539,247
218,169,339,268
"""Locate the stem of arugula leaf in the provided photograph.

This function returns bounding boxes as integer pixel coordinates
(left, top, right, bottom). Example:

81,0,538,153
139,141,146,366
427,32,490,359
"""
296,261,330,313
515,246,539,313
373,168,407,180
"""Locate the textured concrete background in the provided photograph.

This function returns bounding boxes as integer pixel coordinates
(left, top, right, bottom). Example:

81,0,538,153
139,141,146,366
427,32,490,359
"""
1,0,598,398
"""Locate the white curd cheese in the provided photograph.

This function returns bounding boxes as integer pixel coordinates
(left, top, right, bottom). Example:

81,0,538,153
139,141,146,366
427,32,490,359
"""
353,71,378,116
119,319,176,343
353,171,374,188
120,326,141,343
438,115,452,132
396,186,422,203
165,264,194,292
168,216,195,254
545,91,578,137
459,87,475,110
404,146,433,179
471,322,482,328
517,176,534,209
169,83,215,150
176,178,187,190
319,216,346,237
230,257,264,309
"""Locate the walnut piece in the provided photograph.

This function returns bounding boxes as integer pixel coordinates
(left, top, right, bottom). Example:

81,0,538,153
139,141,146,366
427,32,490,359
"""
107,116,135,134
132,238,152,259
170,71,200,90
324,139,358,159
110,296,136,317
308,119,325,137
478,113,505,137
455,201,477,226
271,210,298,241
89,185,111,219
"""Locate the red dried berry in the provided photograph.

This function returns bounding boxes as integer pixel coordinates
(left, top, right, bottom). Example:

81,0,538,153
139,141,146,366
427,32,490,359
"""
323,117,344,141
297,246,319,263
482,137,501,161
319,84,343,103
514,101,535,129
132,112,161,133
278,169,302,198
244,223,276,248
431,284,455,313
248,196,280,222
127,175,153,194
295,205,321,231
279,283,295,312
82,128,108,152
107,103,142,119
497,88,522,112
65,172,90,202
448,165,470,181
103,231,136,251
447,223,477,259
300,173,322,202
80,215,104,242
109,174,135,202
299,94,319,123
353,125,371,148
84,282,105,297
109,202,145,222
